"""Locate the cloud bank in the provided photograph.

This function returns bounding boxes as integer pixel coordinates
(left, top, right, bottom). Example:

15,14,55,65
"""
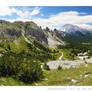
0,6,40,21
0,6,92,30
33,11,92,30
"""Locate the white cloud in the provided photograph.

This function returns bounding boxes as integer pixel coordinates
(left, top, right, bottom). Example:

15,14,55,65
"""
75,24,92,30
18,7,40,19
0,6,40,20
33,11,92,30
40,14,44,16
0,6,16,16
7,18,31,23
31,9,40,16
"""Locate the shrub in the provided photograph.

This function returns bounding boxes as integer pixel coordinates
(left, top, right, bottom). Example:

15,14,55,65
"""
58,65,62,70
0,52,43,83
17,60,43,83
0,52,22,77
43,63,50,70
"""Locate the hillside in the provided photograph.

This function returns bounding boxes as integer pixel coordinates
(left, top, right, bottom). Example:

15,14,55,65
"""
0,20,64,48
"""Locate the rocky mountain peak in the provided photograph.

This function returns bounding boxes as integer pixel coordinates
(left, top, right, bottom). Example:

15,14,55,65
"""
60,24,91,36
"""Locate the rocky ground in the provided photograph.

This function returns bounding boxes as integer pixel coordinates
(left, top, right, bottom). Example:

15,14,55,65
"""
47,54,92,69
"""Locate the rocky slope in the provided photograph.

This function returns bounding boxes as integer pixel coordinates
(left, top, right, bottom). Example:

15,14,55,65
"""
0,20,65,48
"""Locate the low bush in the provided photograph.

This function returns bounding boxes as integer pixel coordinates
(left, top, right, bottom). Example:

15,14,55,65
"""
0,52,43,83
43,63,50,70
17,60,43,83
58,65,62,70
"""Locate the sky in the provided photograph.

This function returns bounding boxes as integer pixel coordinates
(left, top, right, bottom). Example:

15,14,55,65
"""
0,6,92,30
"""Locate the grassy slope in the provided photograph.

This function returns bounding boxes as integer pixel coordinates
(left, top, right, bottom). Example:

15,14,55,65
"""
35,63,92,86
0,77,37,86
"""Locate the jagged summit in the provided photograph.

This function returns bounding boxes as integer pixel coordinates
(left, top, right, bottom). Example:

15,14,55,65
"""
0,20,63,48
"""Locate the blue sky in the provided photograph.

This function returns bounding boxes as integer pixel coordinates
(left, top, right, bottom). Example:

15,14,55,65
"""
0,6,92,29
4,6,92,18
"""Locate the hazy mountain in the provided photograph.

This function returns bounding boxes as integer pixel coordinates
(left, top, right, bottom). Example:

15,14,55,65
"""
60,24,92,37
59,24,92,44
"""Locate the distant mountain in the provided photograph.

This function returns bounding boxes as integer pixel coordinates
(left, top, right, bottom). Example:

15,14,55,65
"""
60,24,92,37
59,24,92,44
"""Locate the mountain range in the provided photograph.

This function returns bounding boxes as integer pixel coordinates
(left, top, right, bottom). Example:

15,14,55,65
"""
0,20,92,48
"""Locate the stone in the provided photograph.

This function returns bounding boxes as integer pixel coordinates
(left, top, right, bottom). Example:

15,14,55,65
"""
84,75,88,78
71,79,78,83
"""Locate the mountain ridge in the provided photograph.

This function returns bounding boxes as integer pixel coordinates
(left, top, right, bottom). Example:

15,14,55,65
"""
0,20,92,48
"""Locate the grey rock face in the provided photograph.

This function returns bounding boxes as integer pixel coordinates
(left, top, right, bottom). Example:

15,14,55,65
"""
0,20,49,46
25,29,48,44
0,28,22,39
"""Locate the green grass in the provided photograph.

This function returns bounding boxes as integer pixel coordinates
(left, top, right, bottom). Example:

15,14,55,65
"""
59,49,78,60
34,63,92,86
0,77,26,86
0,77,38,86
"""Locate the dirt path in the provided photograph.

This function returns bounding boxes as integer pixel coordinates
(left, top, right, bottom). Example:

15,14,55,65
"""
59,52,63,60
21,28,31,44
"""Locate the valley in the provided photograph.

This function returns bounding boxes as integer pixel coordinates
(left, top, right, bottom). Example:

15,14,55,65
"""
0,20,92,85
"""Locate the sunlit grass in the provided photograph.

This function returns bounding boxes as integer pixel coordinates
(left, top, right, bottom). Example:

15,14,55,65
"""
36,63,92,86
